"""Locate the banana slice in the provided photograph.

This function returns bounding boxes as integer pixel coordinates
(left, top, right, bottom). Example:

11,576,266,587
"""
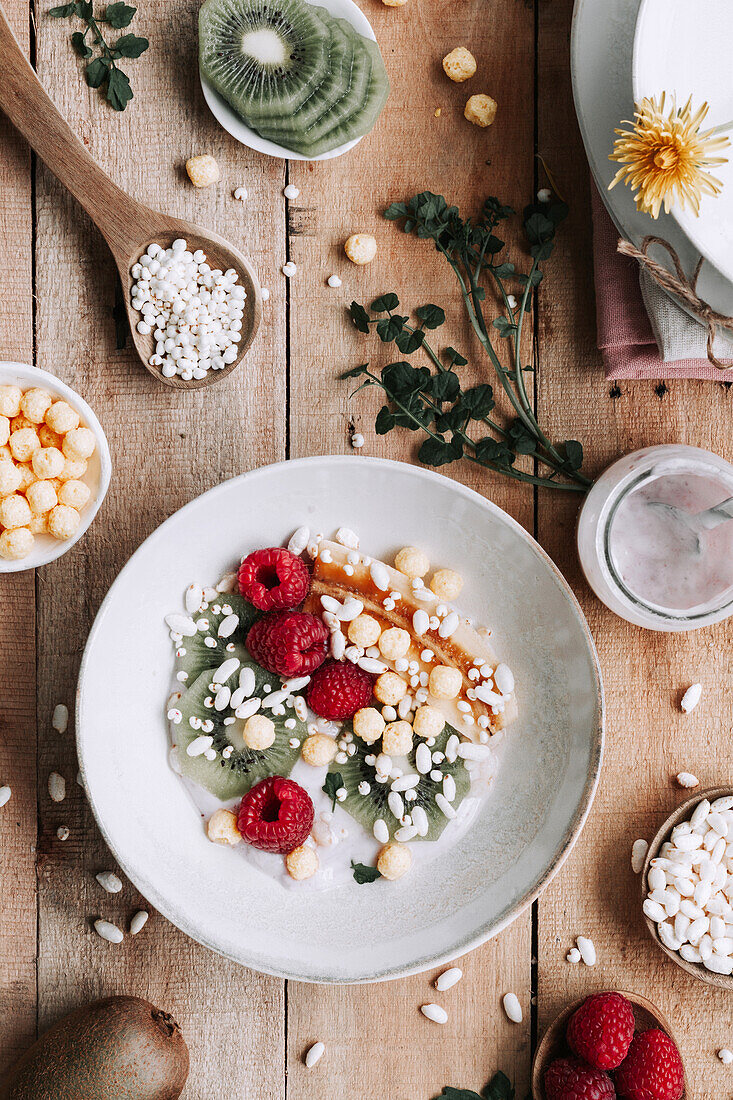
302,539,517,736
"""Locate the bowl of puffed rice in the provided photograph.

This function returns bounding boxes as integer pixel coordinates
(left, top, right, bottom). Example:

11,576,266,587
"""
0,362,111,572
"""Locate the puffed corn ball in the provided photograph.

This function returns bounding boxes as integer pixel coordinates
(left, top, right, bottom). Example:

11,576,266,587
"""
207,809,241,846
374,671,408,706
0,417,9,447
20,388,53,424
443,47,477,82
45,401,79,435
47,504,81,541
58,456,88,482
378,627,411,661
26,479,58,515
32,446,65,481
430,568,464,600
0,386,21,418
0,460,22,497
0,527,34,560
344,233,377,265
429,664,463,699
9,428,40,463
28,513,48,535
301,733,338,767
0,493,32,530
353,707,386,744
382,0,408,5
58,479,91,510
412,704,445,739
11,414,35,433
186,154,221,188
394,545,429,578
377,841,412,880
464,93,498,128
285,844,319,881
382,720,413,756
347,613,382,648
62,427,96,461
243,714,276,750
16,464,36,493
38,425,62,449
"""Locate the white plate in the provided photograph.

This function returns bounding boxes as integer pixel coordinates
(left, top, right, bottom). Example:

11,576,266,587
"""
571,0,733,321
0,362,111,573
200,0,376,162
633,0,733,284
77,457,603,983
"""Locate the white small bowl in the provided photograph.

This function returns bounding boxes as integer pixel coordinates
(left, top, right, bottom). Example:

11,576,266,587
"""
200,0,377,162
0,362,111,573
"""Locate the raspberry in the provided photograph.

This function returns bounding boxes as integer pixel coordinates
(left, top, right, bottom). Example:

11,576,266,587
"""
614,1030,684,1100
237,776,314,853
238,547,310,611
544,1057,616,1100
246,611,328,677
306,659,374,720
567,992,636,1070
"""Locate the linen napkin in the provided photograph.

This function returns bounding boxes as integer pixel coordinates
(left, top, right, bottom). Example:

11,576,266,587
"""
590,185,733,380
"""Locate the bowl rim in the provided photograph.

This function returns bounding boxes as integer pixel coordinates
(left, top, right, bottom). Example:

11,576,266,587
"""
76,455,605,982
0,361,112,573
641,785,733,990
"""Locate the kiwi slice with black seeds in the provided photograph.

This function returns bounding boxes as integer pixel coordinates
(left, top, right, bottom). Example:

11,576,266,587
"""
331,723,470,842
174,658,306,801
199,0,334,125
173,593,258,687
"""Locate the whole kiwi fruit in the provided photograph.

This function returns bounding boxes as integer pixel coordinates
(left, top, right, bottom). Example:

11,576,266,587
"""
0,996,189,1099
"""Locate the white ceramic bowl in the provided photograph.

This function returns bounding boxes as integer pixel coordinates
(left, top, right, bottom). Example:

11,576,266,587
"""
200,0,377,162
0,362,111,573
77,457,604,982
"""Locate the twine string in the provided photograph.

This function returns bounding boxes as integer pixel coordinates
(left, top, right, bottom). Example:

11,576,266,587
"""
617,235,733,370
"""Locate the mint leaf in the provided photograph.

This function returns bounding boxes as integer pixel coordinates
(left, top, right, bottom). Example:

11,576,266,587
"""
483,1072,514,1100
416,303,446,329
85,55,109,85
350,301,371,334
104,0,136,26
71,29,92,55
106,65,132,109
444,346,468,367
322,772,343,812
111,31,148,57
351,861,381,884
371,293,399,313
49,3,76,16
396,328,424,354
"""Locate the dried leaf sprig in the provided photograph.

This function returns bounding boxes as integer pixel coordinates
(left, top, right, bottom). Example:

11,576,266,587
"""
343,192,591,492
49,1,149,111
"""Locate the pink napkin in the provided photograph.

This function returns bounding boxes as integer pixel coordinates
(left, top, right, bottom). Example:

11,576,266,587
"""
591,185,733,380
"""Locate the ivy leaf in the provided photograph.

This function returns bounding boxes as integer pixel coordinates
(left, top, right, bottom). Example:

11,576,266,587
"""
418,434,462,467
493,262,516,278
560,439,584,470
322,772,343,811
429,371,460,403
71,29,92,55
48,3,76,15
74,0,93,16
85,55,109,85
111,31,148,57
396,328,424,354
376,314,407,343
340,363,369,380
105,64,132,109
104,0,136,26
435,1090,483,1100
375,406,395,435
508,419,537,455
383,201,409,221
382,361,430,396
444,346,468,367
492,316,516,338
371,293,399,313
459,384,495,419
350,301,371,334
416,303,446,330
483,1072,515,1100
475,437,515,467
351,861,382,884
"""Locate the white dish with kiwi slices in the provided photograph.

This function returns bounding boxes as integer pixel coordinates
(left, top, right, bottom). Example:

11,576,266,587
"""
199,0,389,161
77,457,603,982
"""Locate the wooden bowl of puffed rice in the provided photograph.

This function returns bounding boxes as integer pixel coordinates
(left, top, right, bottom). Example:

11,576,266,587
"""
641,786,733,991
0,362,111,572
531,991,685,1099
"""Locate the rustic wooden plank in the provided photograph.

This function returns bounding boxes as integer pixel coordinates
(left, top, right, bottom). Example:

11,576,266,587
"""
0,0,37,1076
287,2,535,1096
536,0,731,1091
30,0,287,1094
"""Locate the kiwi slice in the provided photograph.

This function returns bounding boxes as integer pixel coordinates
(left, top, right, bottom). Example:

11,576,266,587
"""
330,723,470,842
199,0,334,125
254,18,371,148
174,659,306,801
173,593,259,687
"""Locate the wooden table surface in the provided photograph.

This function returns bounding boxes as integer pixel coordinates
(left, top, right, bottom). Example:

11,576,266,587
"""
1,0,731,1095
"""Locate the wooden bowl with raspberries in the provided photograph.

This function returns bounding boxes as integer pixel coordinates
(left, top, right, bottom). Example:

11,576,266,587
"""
531,990,686,1100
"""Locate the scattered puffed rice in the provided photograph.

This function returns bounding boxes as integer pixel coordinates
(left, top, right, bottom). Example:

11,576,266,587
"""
96,871,123,894
48,772,66,802
233,186,248,201
681,683,702,713
421,1003,448,1024
631,838,649,873
56,825,70,841
0,786,11,808
677,772,700,788
52,703,69,733
283,184,300,199
94,919,123,944
566,947,581,963
130,910,149,935
261,288,270,301
718,1048,733,1065
435,967,463,991
305,1041,325,1068
351,432,364,449
576,936,597,966
327,274,342,288
502,992,522,1023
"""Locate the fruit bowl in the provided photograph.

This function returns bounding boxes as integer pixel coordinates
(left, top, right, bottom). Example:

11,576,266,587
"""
0,362,111,573
641,786,733,991
531,992,686,1099
200,0,381,162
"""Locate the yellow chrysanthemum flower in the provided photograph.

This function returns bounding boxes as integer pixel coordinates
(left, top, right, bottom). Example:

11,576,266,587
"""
609,93,731,218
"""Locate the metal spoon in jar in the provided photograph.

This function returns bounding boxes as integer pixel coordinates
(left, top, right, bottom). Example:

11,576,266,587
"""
646,496,733,554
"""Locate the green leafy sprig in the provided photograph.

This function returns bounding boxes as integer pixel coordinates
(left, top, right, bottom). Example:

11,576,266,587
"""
322,772,344,812
49,1,149,111
434,1072,514,1100
342,192,592,493
351,860,381,884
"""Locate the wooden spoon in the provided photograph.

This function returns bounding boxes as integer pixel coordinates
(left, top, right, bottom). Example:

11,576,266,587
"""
0,6,262,391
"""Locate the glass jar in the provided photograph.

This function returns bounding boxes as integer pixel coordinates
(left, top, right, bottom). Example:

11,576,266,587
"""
577,444,733,631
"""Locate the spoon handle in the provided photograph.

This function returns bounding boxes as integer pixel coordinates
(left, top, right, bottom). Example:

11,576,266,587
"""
0,4,147,253
696,495,733,531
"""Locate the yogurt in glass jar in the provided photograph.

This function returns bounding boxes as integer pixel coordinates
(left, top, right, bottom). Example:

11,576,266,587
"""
577,445,733,630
